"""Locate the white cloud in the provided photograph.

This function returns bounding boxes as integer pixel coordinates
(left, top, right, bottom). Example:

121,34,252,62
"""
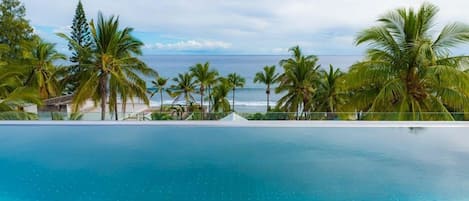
145,40,232,50
53,26,71,34
20,0,469,54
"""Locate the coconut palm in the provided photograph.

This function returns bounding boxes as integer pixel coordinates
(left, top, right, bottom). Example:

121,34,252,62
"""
0,67,41,120
227,73,245,112
169,72,197,108
211,78,232,113
345,3,469,120
58,13,156,120
190,62,219,119
254,65,280,111
149,76,169,112
24,39,66,99
276,46,320,119
206,74,219,113
314,65,345,118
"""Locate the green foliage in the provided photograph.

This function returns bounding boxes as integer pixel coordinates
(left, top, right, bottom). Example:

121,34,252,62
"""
151,112,173,120
254,65,280,111
169,72,197,107
313,65,345,113
149,76,169,112
58,12,157,120
64,0,93,94
227,73,245,111
25,38,66,99
276,46,320,118
0,65,41,120
69,0,92,63
246,111,291,120
190,62,219,119
0,0,35,60
211,78,232,113
345,3,469,120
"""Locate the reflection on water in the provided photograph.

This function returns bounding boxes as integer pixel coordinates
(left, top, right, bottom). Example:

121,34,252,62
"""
408,127,426,134
0,126,469,201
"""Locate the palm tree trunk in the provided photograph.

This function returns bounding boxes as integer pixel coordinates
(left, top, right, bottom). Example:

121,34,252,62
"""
100,74,107,121
114,96,118,121
160,90,163,113
208,86,211,113
266,85,270,112
232,89,235,112
200,88,204,120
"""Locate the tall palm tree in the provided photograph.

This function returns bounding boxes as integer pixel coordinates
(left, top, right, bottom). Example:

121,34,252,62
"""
190,62,218,119
206,74,219,113
314,65,345,117
345,3,469,120
169,72,197,108
276,46,320,118
149,76,169,112
254,65,280,111
227,73,245,112
24,39,66,99
58,13,156,120
211,78,232,113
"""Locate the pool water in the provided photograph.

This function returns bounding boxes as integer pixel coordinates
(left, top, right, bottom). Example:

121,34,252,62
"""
0,126,469,201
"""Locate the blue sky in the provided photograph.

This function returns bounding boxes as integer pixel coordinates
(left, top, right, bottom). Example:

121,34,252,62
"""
23,0,469,55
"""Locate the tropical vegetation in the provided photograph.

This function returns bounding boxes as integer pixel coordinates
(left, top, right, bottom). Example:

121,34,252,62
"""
254,65,279,111
1,0,468,121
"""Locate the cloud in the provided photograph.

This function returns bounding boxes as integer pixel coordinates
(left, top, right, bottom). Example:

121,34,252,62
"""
145,40,232,50
53,26,71,34
20,0,469,54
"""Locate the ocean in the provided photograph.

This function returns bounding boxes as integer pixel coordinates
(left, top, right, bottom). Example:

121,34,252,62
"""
142,55,362,112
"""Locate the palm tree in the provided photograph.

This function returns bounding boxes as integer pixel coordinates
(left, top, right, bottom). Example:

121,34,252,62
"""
58,13,156,120
149,76,169,112
254,65,280,111
190,62,218,119
345,3,469,120
276,46,320,119
314,65,345,118
24,39,66,99
227,73,245,112
211,78,232,113
169,72,197,108
206,74,219,113
0,67,41,120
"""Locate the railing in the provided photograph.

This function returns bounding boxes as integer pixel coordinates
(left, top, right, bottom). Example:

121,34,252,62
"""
2,111,467,121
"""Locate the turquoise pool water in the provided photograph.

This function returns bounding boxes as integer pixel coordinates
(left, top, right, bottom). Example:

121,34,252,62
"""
0,125,469,201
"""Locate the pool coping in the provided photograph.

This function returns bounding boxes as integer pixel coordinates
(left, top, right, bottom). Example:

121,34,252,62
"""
0,121,468,127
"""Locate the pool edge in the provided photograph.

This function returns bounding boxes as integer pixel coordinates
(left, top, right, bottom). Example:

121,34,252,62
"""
0,121,468,127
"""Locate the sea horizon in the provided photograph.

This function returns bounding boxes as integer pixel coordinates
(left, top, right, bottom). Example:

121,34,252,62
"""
142,55,363,112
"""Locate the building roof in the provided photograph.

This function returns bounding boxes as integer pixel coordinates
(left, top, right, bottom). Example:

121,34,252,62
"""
43,95,74,106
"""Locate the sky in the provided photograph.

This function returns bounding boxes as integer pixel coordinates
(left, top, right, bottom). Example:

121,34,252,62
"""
21,0,469,55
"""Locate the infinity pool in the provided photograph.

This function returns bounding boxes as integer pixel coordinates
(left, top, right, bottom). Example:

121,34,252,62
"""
0,124,469,201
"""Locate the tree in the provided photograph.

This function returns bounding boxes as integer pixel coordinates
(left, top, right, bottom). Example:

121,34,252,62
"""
58,13,156,120
254,65,280,111
24,39,66,99
169,72,197,108
211,78,232,113
69,0,92,63
0,65,41,120
314,65,345,119
190,62,218,119
345,3,469,120
64,0,93,94
0,0,34,60
227,73,245,112
149,76,169,112
276,46,320,119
